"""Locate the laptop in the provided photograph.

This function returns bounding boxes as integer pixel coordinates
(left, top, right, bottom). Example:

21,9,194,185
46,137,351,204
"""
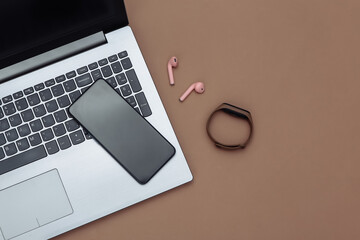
0,1,193,239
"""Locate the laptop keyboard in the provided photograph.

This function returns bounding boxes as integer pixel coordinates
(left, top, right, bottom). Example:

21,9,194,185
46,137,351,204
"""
0,51,152,175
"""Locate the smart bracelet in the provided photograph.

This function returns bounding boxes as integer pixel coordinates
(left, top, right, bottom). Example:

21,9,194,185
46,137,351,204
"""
206,103,253,150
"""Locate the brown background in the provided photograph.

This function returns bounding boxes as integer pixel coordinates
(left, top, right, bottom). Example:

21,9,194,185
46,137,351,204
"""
55,0,360,239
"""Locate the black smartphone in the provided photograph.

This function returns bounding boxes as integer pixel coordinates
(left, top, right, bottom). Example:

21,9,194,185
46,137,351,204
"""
69,79,175,184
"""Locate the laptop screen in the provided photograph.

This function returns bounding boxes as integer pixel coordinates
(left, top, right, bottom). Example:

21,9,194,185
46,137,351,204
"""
0,0,128,69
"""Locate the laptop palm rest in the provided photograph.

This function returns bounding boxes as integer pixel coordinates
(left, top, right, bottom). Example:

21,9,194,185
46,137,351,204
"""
0,169,73,240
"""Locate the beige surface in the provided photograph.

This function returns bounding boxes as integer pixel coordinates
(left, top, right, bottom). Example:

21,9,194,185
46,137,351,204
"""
55,0,360,239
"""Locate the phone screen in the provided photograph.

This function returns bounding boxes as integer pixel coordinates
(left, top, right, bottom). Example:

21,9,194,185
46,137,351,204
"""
69,80,175,184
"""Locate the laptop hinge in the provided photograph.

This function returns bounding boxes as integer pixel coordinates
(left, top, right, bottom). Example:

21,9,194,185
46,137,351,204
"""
0,32,107,83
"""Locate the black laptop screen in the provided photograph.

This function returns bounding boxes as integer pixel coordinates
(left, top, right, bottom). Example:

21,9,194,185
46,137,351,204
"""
0,0,128,69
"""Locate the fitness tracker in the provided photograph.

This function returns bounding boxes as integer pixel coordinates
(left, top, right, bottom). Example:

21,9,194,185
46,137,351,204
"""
206,103,253,150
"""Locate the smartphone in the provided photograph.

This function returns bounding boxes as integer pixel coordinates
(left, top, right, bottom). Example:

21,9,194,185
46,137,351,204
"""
69,79,175,184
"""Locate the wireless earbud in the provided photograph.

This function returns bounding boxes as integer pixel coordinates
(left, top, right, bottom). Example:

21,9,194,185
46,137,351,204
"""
179,82,205,102
168,56,178,85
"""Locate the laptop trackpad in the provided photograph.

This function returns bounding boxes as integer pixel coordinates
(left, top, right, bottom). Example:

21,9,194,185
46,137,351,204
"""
0,169,73,240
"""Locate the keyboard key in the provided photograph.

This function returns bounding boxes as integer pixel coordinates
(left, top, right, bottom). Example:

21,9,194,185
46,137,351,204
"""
135,92,152,117
63,79,77,92
65,119,79,132
45,100,59,113
42,115,55,127
111,61,122,73
0,119,10,131
118,51,128,59
34,83,45,91
70,130,85,145
41,129,54,141
126,69,142,93
29,133,42,146
75,73,92,87
69,90,81,103
51,84,65,97
120,84,132,97
5,129,19,142
33,104,46,117
21,109,35,122
3,103,16,116
13,91,23,99
108,55,118,62
0,148,4,159
16,138,30,151
0,133,6,146
4,143,17,156
66,71,76,79
101,65,112,78
53,123,66,137
0,145,47,175
9,114,22,127
115,73,127,85
81,87,90,94
121,58,132,70
30,119,43,132
55,75,66,83
24,87,34,95
106,77,117,88
115,88,121,95
0,108,3,119
98,58,108,66
125,96,137,108
18,124,31,137
57,135,71,150
27,93,41,106
83,128,93,140
77,66,88,74
88,62,98,70
54,110,67,123
2,95,12,104
39,89,53,102
45,79,55,87
15,98,29,111
91,69,103,81
56,95,70,109
45,140,59,155
134,107,140,114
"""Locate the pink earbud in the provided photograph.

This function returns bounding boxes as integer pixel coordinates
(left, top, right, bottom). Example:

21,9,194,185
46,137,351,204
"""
168,56,178,85
179,82,205,102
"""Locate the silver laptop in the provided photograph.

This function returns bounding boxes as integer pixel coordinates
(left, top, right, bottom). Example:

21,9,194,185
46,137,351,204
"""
0,1,193,239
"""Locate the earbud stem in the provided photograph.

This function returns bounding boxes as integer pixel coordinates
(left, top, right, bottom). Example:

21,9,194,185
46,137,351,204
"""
168,64,175,85
179,83,195,102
